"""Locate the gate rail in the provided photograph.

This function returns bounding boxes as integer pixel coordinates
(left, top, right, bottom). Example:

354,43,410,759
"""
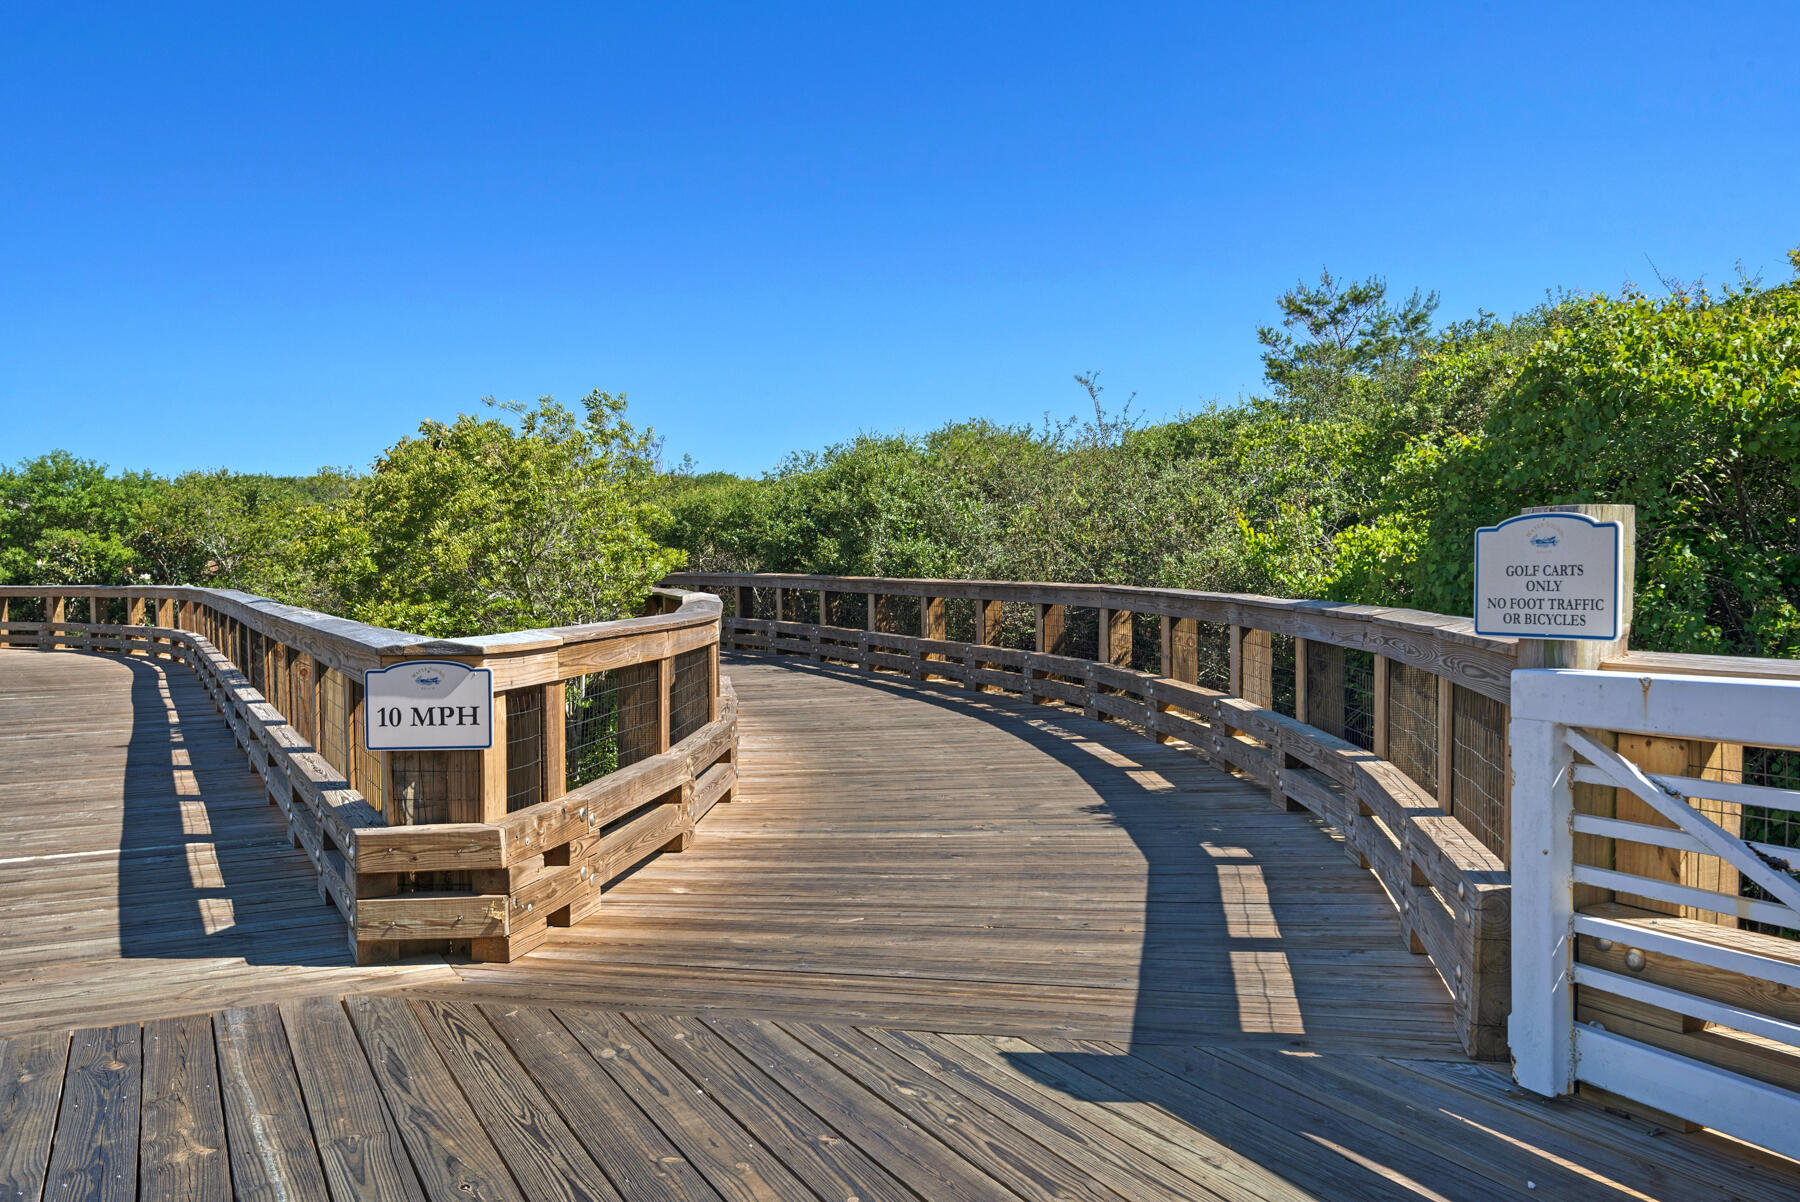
1511,668,1800,1157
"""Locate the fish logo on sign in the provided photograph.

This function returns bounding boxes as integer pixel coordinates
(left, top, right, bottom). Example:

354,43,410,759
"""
1527,527,1559,550
410,667,444,689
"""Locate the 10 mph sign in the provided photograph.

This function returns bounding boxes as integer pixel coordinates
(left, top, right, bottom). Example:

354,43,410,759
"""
363,660,494,750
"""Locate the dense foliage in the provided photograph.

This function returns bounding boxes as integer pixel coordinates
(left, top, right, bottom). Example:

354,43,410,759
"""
658,253,1800,659
1,392,680,637
7,254,1796,657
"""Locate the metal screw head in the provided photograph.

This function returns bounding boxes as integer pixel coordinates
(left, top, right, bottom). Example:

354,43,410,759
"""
1625,948,1646,971
1593,938,1613,952
1456,882,1466,901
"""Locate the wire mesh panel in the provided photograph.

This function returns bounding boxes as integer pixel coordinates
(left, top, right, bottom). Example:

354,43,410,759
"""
1304,642,1347,738
783,589,821,624
943,597,976,643
995,602,1038,650
874,594,919,636
1733,746,1800,935
565,667,663,789
1269,634,1297,718
505,688,546,812
390,751,481,825
824,591,869,629
1451,685,1508,858
1064,609,1100,662
318,669,350,779
670,649,710,745
247,633,266,697
1196,623,1230,692
565,671,624,791
1386,660,1439,797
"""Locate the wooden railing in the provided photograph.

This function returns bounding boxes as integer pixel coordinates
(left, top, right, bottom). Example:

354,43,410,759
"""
0,585,737,964
666,571,1519,1057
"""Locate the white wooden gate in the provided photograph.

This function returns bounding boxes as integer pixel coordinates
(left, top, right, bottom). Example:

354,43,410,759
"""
1510,668,1800,1158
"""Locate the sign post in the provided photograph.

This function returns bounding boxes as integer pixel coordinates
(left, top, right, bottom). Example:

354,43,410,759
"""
363,659,494,751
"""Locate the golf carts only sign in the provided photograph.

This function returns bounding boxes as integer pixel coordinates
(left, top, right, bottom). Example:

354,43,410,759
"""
1474,512,1622,639
363,660,494,751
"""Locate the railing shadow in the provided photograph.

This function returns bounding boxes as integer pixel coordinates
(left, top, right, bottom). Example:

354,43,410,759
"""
114,653,355,967
730,653,1513,1200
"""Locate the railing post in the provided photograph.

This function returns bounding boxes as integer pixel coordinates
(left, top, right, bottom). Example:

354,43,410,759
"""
920,595,946,681
1373,653,1391,759
480,691,510,823
1233,625,1272,708
1099,607,1131,667
1035,603,1065,655
43,595,64,650
1508,714,1576,1098
543,680,568,798
977,599,1001,646
865,591,878,632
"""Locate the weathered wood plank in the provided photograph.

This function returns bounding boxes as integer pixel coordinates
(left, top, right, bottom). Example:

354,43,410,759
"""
43,1023,140,1202
344,994,524,1202
214,1004,333,1201
281,995,428,1202
0,1029,70,1201
140,1013,229,1202
411,999,622,1202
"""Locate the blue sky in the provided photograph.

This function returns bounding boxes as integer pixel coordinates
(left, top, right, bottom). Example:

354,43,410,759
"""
3,4,1796,479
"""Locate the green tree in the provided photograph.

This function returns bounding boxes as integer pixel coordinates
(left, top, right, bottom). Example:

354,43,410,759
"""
0,451,159,584
314,391,684,637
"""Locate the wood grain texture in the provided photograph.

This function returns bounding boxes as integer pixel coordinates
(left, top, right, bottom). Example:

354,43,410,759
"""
0,1028,69,1200
43,1022,140,1202
281,995,427,1202
139,1013,228,1202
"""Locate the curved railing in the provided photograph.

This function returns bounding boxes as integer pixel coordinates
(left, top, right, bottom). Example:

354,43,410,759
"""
666,571,1517,1056
0,585,737,964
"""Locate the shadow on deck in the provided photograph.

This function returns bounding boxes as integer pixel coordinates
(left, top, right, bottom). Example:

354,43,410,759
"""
3,649,1798,1199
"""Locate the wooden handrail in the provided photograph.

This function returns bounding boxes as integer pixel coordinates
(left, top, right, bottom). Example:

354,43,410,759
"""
0,584,736,966
667,569,1515,1057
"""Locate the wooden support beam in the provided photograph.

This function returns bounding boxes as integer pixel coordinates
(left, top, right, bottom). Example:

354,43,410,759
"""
1035,603,1066,655
1234,625,1272,709
1099,607,1131,667
1373,653,1390,760
543,680,567,801
976,599,1002,646
480,695,510,823
1436,674,1455,814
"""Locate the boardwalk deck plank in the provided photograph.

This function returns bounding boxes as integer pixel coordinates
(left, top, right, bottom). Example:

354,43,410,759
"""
626,1011,917,1202
411,1000,623,1202
43,1022,140,1202
4,649,1800,1200
0,1029,70,1202
344,994,525,1202
139,1013,229,1202
214,1003,332,1202
554,1008,816,1202
280,995,429,1202
478,1004,724,1202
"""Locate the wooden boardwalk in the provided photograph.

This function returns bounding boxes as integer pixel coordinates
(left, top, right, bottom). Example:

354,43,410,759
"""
4,649,1800,1199
0,651,454,1037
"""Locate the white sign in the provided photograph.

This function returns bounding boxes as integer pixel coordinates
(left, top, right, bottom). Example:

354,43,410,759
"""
1474,512,1621,639
364,660,494,750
